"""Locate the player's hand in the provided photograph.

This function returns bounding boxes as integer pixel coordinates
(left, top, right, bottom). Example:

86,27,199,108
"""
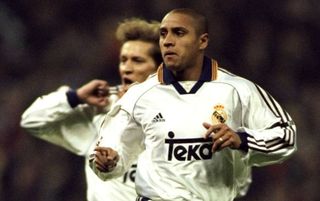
76,79,110,107
94,146,119,172
203,122,241,153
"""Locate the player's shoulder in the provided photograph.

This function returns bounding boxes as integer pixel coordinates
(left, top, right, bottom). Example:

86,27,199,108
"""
217,67,257,95
126,74,159,95
116,74,159,111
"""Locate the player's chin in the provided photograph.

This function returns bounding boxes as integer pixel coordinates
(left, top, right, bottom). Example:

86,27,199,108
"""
164,63,180,71
164,58,179,68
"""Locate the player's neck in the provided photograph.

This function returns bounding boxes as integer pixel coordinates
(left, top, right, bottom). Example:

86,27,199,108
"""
175,57,203,81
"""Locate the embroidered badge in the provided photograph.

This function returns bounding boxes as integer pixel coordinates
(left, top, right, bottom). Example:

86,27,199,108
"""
211,104,227,124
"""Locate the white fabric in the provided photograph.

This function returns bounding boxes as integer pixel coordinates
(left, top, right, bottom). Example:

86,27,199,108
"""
91,67,296,201
20,86,137,201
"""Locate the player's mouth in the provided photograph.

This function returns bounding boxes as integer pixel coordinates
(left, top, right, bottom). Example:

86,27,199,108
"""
123,77,134,85
164,51,177,57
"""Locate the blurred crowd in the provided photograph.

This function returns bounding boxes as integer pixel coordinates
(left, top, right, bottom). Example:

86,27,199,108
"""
0,0,319,201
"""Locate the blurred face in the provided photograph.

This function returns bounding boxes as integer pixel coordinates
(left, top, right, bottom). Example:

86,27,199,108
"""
119,40,158,91
159,12,207,72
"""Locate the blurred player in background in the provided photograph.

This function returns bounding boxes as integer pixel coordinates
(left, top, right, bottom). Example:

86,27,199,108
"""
20,18,161,201
90,8,297,201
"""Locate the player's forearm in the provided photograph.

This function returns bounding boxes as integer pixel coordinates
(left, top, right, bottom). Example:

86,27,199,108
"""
90,108,143,180
21,90,73,128
20,87,97,147
236,81,297,166
238,120,297,166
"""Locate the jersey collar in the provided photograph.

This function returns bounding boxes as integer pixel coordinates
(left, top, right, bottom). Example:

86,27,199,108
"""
157,56,218,94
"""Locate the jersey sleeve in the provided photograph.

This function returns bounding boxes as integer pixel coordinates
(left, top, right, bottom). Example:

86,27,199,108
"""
237,82,297,167
89,100,144,181
20,86,99,156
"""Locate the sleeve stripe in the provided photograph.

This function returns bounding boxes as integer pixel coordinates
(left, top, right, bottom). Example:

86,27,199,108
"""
248,142,292,153
254,84,279,118
245,84,296,152
247,125,295,152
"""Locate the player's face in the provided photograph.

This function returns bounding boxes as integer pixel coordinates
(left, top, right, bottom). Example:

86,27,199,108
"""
119,40,158,91
159,13,205,72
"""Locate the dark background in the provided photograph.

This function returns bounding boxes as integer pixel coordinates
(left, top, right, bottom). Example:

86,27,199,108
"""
0,0,319,200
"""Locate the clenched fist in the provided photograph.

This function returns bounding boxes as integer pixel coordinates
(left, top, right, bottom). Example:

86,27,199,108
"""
76,79,110,107
93,147,119,172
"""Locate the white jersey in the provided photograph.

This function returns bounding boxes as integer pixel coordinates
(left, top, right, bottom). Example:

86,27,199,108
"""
20,86,137,201
91,57,297,201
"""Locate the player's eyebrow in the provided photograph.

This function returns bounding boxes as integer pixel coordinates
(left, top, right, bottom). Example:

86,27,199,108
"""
172,27,188,33
160,26,189,34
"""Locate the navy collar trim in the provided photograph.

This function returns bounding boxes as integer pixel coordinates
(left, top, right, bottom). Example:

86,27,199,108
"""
157,56,218,94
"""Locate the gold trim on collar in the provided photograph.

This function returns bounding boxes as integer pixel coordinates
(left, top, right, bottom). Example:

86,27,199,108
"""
211,59,218,80
157,63,164,84
157,59,218,83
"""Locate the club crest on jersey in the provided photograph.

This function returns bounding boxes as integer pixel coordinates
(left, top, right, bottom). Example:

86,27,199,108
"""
165,131,213,161
211,104,227,124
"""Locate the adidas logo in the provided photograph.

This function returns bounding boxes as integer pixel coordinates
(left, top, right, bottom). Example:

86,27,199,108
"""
152,112,165,123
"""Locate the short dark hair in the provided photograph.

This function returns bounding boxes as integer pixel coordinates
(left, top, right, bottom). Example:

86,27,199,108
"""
168,8,208,36
116,18,162,66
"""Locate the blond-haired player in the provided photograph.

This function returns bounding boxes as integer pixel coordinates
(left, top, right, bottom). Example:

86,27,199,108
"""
20,18,161,201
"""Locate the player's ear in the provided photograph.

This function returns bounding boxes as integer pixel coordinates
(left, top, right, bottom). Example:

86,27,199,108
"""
199,33,209,50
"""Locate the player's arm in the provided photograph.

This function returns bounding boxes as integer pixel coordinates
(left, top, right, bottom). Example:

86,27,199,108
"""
89,105,144,181
20,79,114,155
236,83,296,166
71,79,110,108
21,80,110,127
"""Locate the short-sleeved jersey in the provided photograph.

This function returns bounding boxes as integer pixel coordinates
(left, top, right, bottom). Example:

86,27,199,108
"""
92,57,296,201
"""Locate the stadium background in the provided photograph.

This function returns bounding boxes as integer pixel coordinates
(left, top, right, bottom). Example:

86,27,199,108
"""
0,0,319,200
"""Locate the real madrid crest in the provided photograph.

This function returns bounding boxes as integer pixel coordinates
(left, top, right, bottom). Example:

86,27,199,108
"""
211,104,228,124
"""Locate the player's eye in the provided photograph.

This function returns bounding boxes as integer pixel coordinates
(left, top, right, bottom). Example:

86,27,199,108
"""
132,57,145,63
160,29,167,37
175,29,186,37
120,57,127,63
